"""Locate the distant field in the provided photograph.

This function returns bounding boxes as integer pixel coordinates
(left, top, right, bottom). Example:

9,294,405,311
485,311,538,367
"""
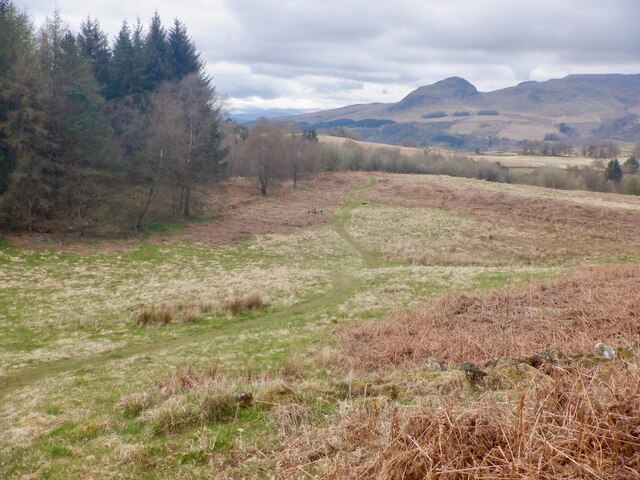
1,172,639,478
318,134,599,169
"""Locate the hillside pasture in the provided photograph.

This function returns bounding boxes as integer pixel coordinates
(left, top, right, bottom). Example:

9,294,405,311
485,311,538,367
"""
1,172,639,478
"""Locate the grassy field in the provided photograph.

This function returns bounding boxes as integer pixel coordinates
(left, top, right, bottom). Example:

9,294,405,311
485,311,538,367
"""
1,173,639,478
318,134,599,169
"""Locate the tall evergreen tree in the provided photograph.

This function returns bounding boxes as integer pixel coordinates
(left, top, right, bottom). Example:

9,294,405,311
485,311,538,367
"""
108,20,135,98
606,159,623,183
167,19,203,81
143,12,169,91
76,17,111,92
0,0,52,230
40,17,113,221
130,18,148,94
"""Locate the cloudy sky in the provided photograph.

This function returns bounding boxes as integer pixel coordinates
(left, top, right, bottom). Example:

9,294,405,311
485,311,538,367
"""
17,0,640,114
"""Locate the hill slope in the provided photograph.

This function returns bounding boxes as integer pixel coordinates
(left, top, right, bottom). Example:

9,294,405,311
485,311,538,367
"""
287,74,640,145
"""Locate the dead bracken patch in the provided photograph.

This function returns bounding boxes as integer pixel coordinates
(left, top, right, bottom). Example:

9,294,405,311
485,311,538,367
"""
177,172,366,244
366,175,640,238
279,361,640,479
339,264,640,369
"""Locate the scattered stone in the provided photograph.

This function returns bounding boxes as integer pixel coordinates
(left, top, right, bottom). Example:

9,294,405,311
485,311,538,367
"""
460,362,487,384
421,357,445,372
594,342,616,360
233,391,253,407
539,345,564,365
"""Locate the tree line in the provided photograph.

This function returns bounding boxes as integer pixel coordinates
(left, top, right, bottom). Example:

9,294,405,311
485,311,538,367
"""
0,1,226,232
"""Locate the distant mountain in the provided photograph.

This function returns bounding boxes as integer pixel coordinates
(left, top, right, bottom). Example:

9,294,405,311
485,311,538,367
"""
228,107,313,122
284,74,640,148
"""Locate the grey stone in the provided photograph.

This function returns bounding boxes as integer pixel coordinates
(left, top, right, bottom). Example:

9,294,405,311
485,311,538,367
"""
460,362,487,384
233,391,253,407
540,345,564,365
421,357,445,372
594,342,616,360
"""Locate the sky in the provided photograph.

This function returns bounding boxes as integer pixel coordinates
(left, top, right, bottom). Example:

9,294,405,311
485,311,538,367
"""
17,0,640,114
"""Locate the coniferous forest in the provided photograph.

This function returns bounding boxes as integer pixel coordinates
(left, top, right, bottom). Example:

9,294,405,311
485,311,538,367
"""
0,1,227,233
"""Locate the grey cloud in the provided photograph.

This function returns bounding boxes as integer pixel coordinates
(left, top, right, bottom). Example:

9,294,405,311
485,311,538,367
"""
16,0,640,110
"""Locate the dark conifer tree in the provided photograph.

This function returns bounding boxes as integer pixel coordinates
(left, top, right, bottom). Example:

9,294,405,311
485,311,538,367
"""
40,18,113,221
76,17,111,91
167,19,203,81
0,0,52,230
130,18,148,94
108,20,135,98
143,12,169,90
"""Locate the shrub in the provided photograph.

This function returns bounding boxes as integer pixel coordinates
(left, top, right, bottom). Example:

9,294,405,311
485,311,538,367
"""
622,175,640,195
422,111,447,119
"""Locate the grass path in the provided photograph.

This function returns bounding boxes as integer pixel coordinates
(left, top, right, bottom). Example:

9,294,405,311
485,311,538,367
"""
333,177,383,269
0,179,378,400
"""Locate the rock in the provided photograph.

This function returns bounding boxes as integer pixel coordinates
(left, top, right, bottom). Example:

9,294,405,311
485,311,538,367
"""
539,345,564,365
594,342,616,360
421,357,445,372
460,362,487,384
233,391,253,407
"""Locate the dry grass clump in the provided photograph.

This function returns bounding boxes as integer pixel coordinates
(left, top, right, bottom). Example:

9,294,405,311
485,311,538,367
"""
180,305,202,324
155,362,220,396
140,396,200,435
136,304,174,326
224,293,264,314
115,391,160,417
197,387,237,423
279,362,640,479
136,301,217,327
340,264,640,370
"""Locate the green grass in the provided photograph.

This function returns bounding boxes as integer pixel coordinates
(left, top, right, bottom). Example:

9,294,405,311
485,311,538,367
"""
1,174,635,478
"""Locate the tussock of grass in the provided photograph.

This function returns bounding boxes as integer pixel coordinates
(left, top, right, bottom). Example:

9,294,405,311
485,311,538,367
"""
141,397,200,435
197,387,237,423
136,301,216,326
224,293,265,314
115,391,159,417
135,304,174,326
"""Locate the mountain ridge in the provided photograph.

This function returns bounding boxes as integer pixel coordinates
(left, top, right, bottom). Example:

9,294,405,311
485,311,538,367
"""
284,73,640,146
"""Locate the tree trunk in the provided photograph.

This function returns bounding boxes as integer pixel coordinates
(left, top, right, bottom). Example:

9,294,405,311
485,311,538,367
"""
183,185,191,217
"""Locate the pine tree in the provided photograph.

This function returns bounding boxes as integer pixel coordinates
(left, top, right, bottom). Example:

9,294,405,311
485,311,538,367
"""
108,20,135,98
143,12,169,91
130,18,148,94
167,19,203,81
0,0,52,230
76,17,111,92
606,159,623,183
40,17,113,221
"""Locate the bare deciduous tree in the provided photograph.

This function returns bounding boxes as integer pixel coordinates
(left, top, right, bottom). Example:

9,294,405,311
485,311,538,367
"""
145,74,226,219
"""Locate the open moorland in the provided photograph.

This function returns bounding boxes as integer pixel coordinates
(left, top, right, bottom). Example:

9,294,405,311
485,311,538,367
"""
1,172,640,479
